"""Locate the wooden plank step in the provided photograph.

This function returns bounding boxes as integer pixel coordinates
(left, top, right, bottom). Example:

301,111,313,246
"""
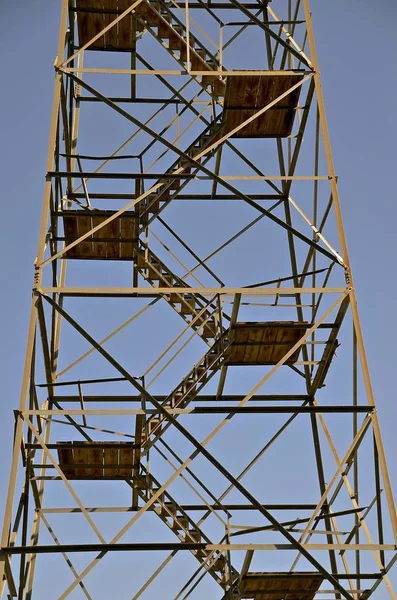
195,364,207,376
170,385,196,406
170,287,183,303
186,529,201,542
158,13,172,37
170,392,186,408
161,502,177,518
211,555,227,572
151,487,163,497
147,261,162,279
180,38,195,62
173,515,189,530
149,417,162,436
205,354,219,369
203,60,218,84
169,25,183,50
136,253,147,269
175,391,195,405
203,320,216,338
189,147,201,161
161,272,174,286
180,296,195,315
134,475,148,490
142,417,162,440
145,4,161,27
183,378,196,392
170,177,181,189
191,48,208,71
157,187,171,202
199,134,213,149
147,194,160,213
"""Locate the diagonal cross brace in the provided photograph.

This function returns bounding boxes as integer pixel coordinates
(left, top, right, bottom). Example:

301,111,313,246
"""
228,0,313,69
40,291,354,600
42,71,338,267
136,52,285,198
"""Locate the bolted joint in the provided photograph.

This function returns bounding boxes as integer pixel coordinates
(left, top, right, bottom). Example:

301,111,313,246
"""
344,266,352,287
33,262,42,289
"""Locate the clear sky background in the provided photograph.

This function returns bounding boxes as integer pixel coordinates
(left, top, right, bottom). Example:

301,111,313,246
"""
0,0,396,594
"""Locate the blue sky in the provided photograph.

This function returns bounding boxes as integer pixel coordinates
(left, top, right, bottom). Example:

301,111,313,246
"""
0,0,396,597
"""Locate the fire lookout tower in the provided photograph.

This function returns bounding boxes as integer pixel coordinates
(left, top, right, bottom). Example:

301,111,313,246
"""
1,1,396,599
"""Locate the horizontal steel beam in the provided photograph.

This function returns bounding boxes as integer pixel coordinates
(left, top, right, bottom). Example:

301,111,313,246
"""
175,405,373,414
22,406,374,416
37,376,128,387
2,543,394,554
40,503,324,513
70,3,266,12
62,68,310,76
25,442,138,449
69,193,285,200
49,171,328,181
40,287,348,296
42,394,314,402
69,5,298,14
48,171,195,180
78,97,183,104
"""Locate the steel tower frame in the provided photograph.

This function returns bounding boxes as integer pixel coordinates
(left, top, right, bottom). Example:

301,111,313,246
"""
1,1,396,599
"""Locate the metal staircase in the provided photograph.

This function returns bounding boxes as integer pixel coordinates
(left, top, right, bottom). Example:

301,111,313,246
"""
134,466,239,590
135,243,225,342
132,0,228,227
140,336,232,447
134,0,226,99
136,118,224,227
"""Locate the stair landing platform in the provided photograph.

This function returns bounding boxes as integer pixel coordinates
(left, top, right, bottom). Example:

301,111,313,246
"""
75,0,138,51
57,441,139,479
240,572,323,600
62,210,138,260
221,73,304,138
227,321,307,365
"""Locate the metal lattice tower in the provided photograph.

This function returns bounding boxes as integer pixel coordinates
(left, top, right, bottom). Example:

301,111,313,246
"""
1,1,396,598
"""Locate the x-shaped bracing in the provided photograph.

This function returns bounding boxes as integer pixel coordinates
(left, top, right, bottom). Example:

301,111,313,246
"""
36,289,356,600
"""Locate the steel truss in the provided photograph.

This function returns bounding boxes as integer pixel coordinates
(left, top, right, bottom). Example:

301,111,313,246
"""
1,1,396,599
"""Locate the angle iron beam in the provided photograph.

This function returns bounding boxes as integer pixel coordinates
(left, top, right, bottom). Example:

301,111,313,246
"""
23,407,375,416
39,504,329,513
303,0,397,545
68,193,287,199
45,394,314,401
1,543,393,555
227,0,312,67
